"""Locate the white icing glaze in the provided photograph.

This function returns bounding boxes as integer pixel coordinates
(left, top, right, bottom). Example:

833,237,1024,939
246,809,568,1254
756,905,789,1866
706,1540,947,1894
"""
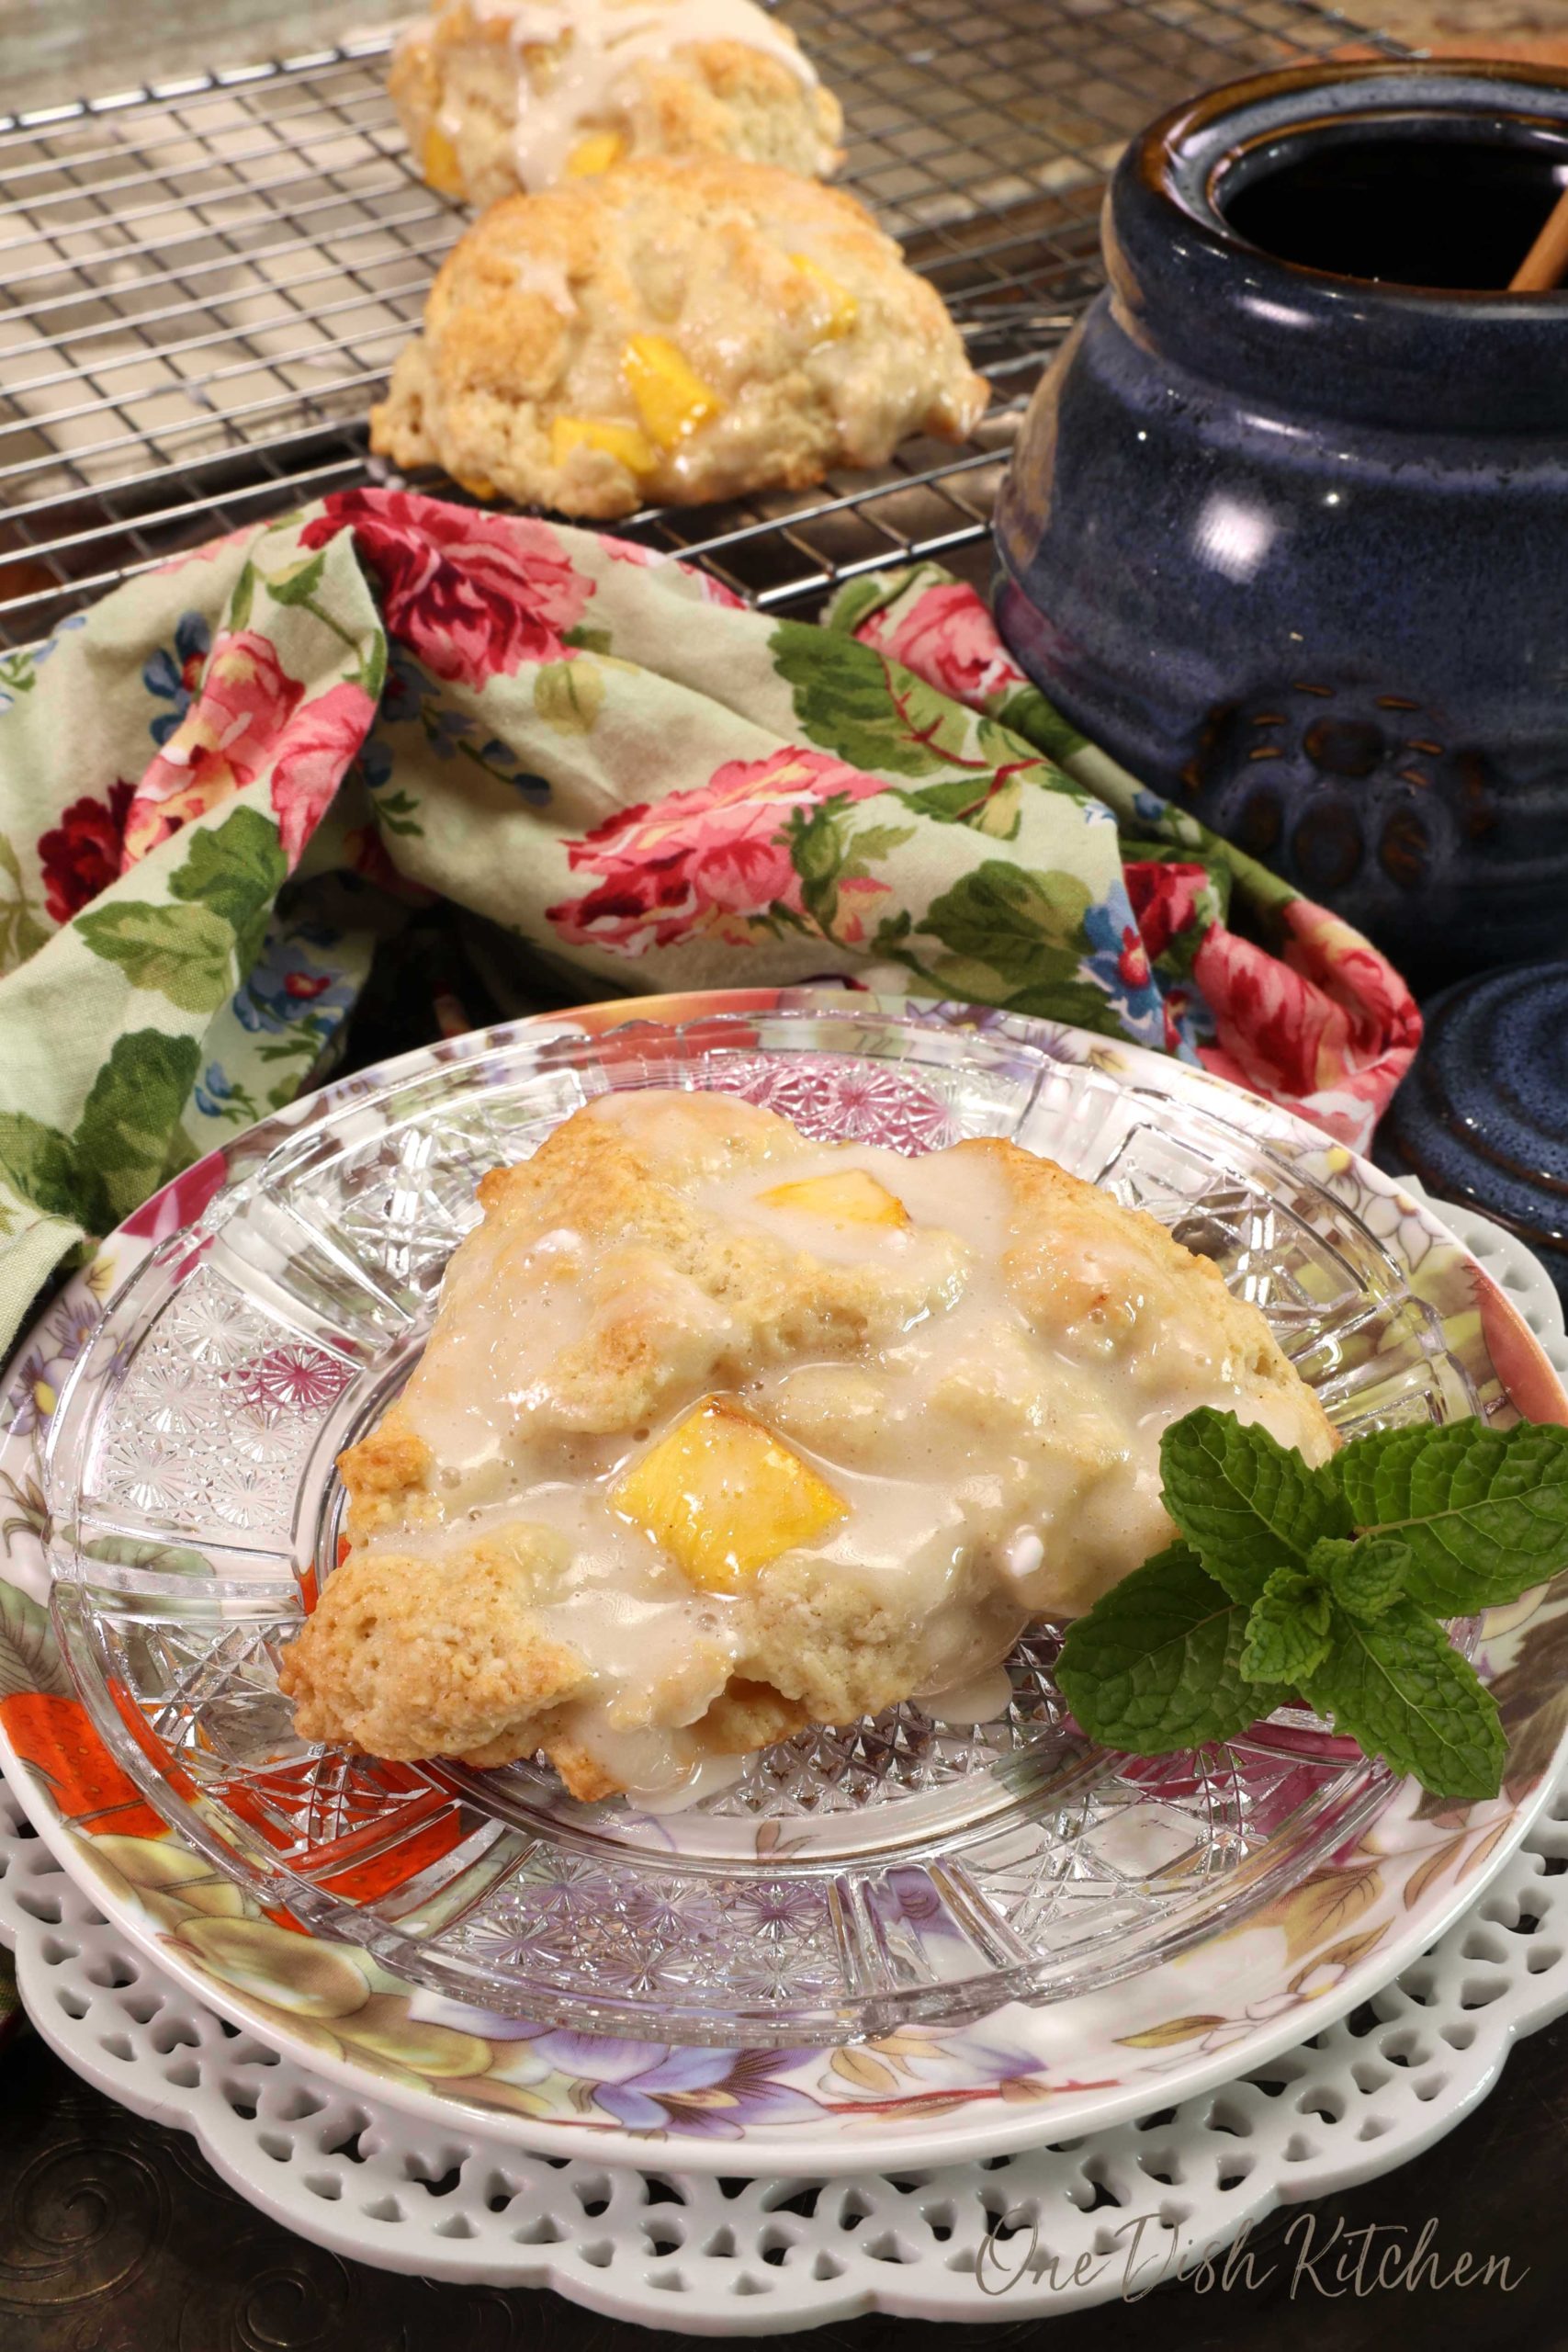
513,253,578,312
480,0,818,188
624,1752,748,1813
916,1664,1016,1727
1000,1526,1044,1585
360,1092,1332,1806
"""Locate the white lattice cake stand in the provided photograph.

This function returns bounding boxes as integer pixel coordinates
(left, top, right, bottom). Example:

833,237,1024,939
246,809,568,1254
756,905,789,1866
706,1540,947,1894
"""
4,1763,1566,2329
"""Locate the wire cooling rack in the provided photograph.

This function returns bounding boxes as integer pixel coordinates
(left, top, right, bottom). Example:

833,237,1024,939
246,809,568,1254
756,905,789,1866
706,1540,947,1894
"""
0,0,1394,646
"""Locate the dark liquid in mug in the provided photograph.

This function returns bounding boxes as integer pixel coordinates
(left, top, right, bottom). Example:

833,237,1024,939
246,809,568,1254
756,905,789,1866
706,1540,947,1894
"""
1222,130,1568,288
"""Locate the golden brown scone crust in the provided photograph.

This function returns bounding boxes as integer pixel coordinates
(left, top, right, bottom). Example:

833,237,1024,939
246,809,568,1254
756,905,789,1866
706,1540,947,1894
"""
427,1092,968,1439
688,1676,809,1755
277,1523,589,1766
333,1425,434,1544
390,1,843,208
965,1136,1338,1463
287,1091,969,1792
369,156,988,517
281,1096,1335,1798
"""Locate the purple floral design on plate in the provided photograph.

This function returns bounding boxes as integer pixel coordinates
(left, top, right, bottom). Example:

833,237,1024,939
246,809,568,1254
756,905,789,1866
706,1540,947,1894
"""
407,1994,826,2137
235,1344,353,1417
706,1052,955,1151
526,2038,825,2137
0,1288,105,1438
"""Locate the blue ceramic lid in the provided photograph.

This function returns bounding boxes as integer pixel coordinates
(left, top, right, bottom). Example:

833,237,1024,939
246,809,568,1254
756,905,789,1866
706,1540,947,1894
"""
1379,961,1568,1302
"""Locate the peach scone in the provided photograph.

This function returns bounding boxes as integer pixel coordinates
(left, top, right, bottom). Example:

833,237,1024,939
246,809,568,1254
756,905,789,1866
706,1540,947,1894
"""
278,1090,1335,1804
368,156,988,517
391,0,844,209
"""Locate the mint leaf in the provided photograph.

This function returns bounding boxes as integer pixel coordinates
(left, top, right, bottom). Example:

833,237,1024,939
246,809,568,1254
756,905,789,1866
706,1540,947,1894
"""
1055,1542,1270,1753
1309,1534,1408,1621
1240,1566,1331,1685
1306,1602,1506,1801
1159,1407,1347,1604
1339,1421,1568,1615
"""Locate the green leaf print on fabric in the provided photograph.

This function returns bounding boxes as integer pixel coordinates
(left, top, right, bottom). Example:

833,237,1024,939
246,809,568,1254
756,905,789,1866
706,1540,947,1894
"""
780,799,851,935
264,551,329,608
771,623,969,777
356,630,389,704
914,862,1134,1035
0,1033,199,1237
0,838,49,974
169,806,288,975
373,787,423,839
0,1116,83,1225
229,560,257,631
846,821,918,865
896,772,1027,838
534,659,605,736
924,861,1092,989
994,683,1089,764
773,799,913,942
75,900,236,1015
74,1032,203,1223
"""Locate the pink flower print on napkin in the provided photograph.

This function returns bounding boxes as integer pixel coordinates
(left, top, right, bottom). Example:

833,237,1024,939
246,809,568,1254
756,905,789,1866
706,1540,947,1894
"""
267,680,377,866
548,746,891,956
301,487,593,690
857,578,1031,709
121,630,304,865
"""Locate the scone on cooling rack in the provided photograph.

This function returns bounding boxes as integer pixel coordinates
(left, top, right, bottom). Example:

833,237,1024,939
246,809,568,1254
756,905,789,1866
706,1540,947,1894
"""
390,0,844,208
368,155,988,518
277,1089,1335,1806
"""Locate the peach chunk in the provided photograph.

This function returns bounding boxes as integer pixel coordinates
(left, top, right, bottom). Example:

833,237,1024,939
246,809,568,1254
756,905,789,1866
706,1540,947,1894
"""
612,1396,848,1593
759,1170,908,1227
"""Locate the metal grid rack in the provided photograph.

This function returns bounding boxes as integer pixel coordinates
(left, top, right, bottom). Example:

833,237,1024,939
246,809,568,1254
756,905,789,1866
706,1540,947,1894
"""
0,0,1393,646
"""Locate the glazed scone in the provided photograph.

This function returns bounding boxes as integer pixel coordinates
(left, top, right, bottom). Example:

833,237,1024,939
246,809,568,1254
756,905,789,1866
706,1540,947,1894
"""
391,0,844,208
368,156,989,517
278,1090,1336,1804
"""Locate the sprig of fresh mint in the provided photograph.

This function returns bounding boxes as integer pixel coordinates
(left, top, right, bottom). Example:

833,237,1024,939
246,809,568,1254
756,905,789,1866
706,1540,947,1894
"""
1055,1408,1568,1800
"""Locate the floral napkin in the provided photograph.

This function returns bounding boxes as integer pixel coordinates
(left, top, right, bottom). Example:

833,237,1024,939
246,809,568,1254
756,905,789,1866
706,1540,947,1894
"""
0,487,1419,1359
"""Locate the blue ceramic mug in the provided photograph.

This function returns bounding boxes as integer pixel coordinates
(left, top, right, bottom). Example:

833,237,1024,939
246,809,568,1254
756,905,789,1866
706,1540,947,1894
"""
994,62,1568,987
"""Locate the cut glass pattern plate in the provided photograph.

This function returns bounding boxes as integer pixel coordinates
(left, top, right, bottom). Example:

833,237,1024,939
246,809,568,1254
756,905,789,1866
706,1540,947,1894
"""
42,1001,1489,2045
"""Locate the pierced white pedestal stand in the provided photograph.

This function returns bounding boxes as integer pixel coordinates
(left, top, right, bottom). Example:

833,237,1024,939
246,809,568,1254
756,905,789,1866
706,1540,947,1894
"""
4,1195,1564,2332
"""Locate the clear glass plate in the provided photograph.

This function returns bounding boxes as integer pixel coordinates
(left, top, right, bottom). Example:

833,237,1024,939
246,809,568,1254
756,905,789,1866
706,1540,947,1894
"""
42,1001,1483,2047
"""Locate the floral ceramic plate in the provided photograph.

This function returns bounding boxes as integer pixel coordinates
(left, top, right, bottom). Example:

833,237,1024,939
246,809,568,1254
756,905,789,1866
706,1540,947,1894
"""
3,990,1566,2174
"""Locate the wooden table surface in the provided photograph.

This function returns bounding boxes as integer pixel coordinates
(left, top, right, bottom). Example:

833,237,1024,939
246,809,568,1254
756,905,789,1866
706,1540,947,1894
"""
4,2011,1565,2348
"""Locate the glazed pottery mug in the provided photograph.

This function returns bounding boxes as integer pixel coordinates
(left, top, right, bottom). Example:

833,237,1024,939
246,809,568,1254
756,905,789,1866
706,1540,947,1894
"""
993,62,1568,987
